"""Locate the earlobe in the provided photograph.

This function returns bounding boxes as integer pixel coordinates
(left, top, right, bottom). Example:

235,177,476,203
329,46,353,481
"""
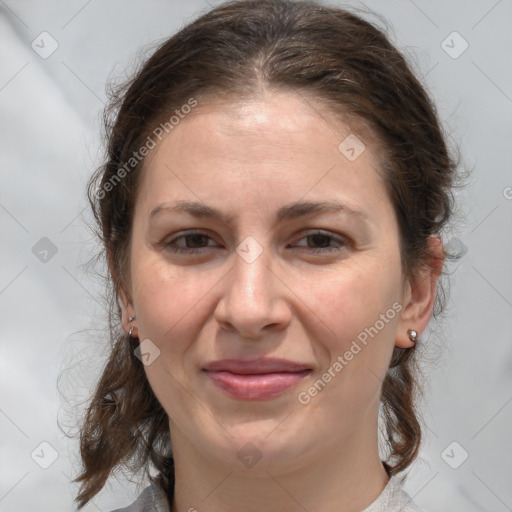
396,235,444,349
118,291,137,335
396,327,419,349
127,315,138,339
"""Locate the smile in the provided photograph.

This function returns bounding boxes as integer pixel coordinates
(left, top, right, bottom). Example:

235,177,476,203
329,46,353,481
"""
202,358,312,400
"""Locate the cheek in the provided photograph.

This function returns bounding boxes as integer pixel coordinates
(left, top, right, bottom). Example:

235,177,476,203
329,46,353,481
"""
298,254,403,409
303,257,403,343
130,255,216,347
129,257,216,414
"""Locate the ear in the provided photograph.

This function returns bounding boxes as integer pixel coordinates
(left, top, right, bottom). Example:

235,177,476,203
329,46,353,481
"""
396,235,444,348
108,247,136,336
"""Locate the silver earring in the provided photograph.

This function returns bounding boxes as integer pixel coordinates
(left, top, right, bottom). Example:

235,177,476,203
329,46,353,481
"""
129,326,134,338
128,315,136,322
407,329,418,342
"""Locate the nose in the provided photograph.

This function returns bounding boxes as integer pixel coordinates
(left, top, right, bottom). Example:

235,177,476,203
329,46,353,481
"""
214,244,292,340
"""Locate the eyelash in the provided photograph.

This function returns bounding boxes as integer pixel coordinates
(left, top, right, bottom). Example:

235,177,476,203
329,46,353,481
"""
162,230,349,255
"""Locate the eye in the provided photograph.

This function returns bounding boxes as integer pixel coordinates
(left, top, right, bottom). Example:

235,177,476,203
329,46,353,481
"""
163,230,220,254
162,230,349,256
289,231,349,254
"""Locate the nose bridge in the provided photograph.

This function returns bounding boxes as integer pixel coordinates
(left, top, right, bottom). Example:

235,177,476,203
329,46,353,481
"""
231,238,273,305
215,236,290,336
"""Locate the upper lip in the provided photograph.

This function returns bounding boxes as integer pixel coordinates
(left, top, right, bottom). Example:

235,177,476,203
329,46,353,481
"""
203,358,312,374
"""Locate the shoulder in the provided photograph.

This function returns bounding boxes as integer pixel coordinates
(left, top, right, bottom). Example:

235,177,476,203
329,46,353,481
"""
108,480,171,512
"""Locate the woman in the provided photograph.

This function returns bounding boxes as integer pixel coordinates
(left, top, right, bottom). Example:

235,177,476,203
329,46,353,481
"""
75,0,456,510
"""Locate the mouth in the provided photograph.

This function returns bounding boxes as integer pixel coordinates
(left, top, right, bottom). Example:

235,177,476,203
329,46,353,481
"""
202,358,312,400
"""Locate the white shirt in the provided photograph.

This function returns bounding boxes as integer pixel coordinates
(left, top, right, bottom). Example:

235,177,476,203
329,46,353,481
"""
362,475,422,511
111,474,422,512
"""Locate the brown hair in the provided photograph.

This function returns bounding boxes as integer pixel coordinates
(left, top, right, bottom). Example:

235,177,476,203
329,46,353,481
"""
75,0,457,507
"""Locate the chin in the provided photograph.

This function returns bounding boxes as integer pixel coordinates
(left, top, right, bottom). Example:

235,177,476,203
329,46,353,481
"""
202,419,314,472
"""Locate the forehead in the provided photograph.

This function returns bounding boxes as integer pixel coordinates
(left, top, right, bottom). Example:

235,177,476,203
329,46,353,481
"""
137,91,393,225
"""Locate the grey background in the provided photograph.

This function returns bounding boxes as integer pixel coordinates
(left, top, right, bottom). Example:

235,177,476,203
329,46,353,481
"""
0,0,511,511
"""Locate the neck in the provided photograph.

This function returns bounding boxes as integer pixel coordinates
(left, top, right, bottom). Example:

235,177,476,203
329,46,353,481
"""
169,412,390,512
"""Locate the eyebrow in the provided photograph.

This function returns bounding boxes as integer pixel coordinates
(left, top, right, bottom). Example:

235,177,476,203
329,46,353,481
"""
150,199,369,224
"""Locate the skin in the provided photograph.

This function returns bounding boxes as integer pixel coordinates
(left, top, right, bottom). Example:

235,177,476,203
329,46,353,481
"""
120,88,443,512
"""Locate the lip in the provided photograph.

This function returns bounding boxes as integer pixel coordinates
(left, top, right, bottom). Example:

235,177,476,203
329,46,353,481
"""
203,358,312,400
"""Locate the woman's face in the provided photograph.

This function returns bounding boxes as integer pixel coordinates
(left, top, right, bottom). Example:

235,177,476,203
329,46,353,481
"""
125,90,414,472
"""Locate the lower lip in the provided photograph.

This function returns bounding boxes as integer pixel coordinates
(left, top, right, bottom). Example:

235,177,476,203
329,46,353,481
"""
204,370,311,400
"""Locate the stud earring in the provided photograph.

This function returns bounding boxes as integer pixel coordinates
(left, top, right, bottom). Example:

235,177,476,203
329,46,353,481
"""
128,315,136,322
407,329,418,343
